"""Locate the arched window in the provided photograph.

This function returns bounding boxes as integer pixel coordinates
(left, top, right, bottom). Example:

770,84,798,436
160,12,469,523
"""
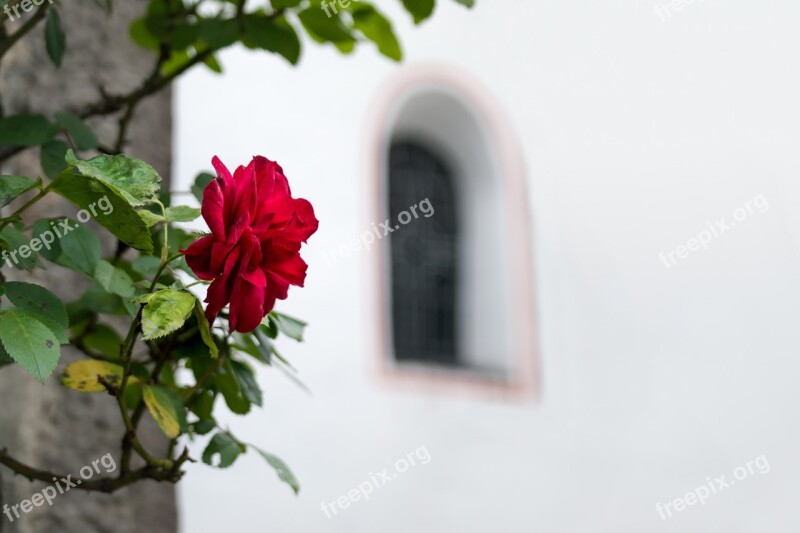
367,65,539,396
389,142,459,366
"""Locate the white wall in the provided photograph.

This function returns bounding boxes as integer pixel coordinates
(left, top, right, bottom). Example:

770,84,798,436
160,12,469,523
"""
175,1,800,531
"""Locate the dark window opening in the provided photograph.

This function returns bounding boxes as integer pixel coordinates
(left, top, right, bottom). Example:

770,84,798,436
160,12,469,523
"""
388,141,460,366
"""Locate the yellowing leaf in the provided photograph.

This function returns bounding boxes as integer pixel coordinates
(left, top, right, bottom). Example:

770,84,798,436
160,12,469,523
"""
61,359,125,393
143,385,180,438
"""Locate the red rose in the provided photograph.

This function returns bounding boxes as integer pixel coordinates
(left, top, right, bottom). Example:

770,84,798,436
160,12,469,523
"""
180,156,318,333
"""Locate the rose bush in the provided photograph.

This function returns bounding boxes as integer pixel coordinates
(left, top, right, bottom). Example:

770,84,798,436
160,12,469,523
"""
182,156,318,333
0,0,473,506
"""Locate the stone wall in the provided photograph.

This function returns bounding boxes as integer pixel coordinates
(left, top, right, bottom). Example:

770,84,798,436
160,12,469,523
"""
0,1,177,531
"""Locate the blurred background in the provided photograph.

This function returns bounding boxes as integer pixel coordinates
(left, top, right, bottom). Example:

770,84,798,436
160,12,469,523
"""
172,1,800,531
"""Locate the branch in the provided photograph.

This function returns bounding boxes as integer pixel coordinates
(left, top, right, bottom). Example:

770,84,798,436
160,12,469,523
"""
0,145,23,163
0,4,288,163
0,186,49,232
81,3,284,127
0,45,211,164
81,48,212,122
71,339,118,364
125,340,173,459
0,22,7,120
0,2,50,60
119,255,180,473
0,448,180,494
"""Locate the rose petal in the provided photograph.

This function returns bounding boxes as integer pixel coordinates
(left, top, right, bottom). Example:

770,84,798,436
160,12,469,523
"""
181,236,216,281
201,179,226,239
229,277,265,333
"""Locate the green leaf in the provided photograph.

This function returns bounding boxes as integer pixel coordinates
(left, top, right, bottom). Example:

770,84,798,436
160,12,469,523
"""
0,115,58,147
260,316,278,339
401,0,435,24
193,300,218,357
164,387,188,433
191,172,215,203
189,387,216,421
298,8,355,44
0,282,68,343
0,176,36,207
192,418,216,436
140,289,195,340
197,18,241,50
169,21,198,50
352,4,402,61
59,222,101,277
31,315,69,344
123,381,143,411
138,209,164,227
83,324,122,359
215,357,250,415
130,17,160,50
55,112,98,150
50,170,154,252
332,39,356,55
452,0,474,6
159,48,191,77
0,309,60,383
271,0,302,7
0,281,68,328
252,327,275,362
231,360,263,407
31,218,63,262
77,285,123,314
0,342,13,368
202,52,223,74
147,0,184,19
243,15,301,65
165,206,201,222
253,447,300,494
237,334,273,365
40,140,69,179
61,359,125,392
143,12,171,41
132,255,161,277
65,150,162,207
45,10,66,67
202,431,245,468
143,385,182,438
269,312,307,342
0,225,43,271
95,260,135,297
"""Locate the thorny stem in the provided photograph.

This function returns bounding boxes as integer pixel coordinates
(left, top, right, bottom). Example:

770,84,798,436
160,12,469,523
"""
119,254,182,473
